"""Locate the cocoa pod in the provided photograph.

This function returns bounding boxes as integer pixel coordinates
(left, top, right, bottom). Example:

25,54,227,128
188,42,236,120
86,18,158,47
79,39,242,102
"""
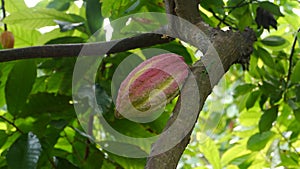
0,31,14,49
115,53,189,118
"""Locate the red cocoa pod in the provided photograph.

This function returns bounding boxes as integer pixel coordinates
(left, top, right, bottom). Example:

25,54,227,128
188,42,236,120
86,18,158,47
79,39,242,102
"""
0,31,14,49
115,53,189,118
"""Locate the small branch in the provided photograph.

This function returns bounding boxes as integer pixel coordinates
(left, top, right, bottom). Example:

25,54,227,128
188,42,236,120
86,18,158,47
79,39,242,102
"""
223,0,253,9
84,114,94,160
1,0,7,31
0,115,23,133
217,0,249,28
0,33,173,63
64,130,84,164
287,28,300,83
275,125,300,156
209,8,237,30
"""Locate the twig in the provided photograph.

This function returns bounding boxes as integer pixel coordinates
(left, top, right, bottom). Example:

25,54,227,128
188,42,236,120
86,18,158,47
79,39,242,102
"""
0,33,173,63
275,125,300,156
84,114,94,160
217,0,249,28
1,0,7,31
223,0,253,9
0,115,23,133
209,8,238,30
64,130,85,163
287,28,300,83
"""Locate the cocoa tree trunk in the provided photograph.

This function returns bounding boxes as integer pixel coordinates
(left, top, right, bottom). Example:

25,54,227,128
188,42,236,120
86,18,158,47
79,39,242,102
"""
145,0,256,168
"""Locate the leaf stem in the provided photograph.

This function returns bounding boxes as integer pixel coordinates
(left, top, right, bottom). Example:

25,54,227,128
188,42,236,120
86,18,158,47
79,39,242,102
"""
287,28,300,84
0,115,23,134
1,0,7,31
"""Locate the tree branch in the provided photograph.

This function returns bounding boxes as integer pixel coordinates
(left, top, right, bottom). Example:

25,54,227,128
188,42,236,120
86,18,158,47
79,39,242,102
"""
287,28,300,83
0,33,173,63
145,0,256,168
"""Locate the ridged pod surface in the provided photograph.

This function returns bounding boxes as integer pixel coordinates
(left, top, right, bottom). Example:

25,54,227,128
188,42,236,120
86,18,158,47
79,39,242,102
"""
115,53,189,118
0,31,14,49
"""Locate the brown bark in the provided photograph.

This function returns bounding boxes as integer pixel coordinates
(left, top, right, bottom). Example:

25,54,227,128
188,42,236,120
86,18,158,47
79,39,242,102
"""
0,33,173,63
145,0,256,168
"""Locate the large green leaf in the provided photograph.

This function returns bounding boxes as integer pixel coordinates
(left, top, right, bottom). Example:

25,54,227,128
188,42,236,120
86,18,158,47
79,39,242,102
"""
198,134,221,169
239,110,261,127
104,149,146,169
0,63,14,107
6,0,28,13
9,25,41,47
47,0,71,11
102,0,134,18
233,84,256,97
261,36,286,46
291,60,300,84
256,47,275,69
5,60,37,115
258,106,278,132
86,0,104,34
3,8,84,29
246,90,261,110
293,109,300,123
6,132,42,169
247,131,274,151
221,143,250,166
20,93,74,119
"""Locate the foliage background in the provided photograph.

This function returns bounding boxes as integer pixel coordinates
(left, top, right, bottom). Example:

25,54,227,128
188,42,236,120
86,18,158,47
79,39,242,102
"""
0,0,299,168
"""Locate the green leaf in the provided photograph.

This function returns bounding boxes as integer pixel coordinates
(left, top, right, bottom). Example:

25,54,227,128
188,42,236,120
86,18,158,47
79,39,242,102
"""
9,25,41,47
198,134,221,169
3,8,85,29
45,36,85,44
259,81,276,96
96,85,112,113
261,36,286,46
0,63,14,107
293,109,300,122
21,93,74,119
5,60,37,115
234,84,256,97
0,131,8,148
259,106,278,132
152,41,193,64
256,47,275,69
200,0,225,14
55,157,79,169
6,0,28,12
246,91,261,109
247,131,274,151
259,1,284,16
239,110,261,127
102,0,134,18
86,0,104,34
47,0,71,11
221,143,250,166
102,143,147,169
291,61,300,84
6,132,42,169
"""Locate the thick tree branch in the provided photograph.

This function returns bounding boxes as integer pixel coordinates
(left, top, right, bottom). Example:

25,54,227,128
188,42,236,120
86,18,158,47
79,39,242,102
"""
145,0,256,168
0,33,173,63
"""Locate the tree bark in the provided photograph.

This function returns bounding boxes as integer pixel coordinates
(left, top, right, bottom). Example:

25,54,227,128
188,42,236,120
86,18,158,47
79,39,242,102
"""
145,0,256,168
